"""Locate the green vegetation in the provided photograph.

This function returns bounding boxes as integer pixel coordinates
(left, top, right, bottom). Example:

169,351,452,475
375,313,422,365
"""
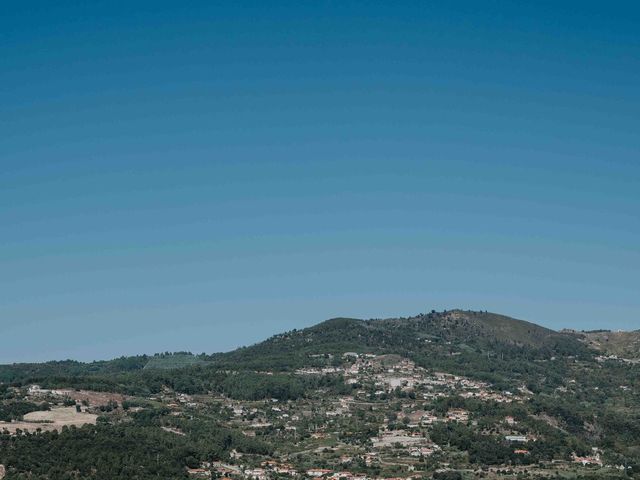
0,310,638,479
0,402,48,422
143,352,208,370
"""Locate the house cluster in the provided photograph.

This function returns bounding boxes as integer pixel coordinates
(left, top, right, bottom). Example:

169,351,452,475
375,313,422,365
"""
399,408,471,428
188,462,439,480
26,385,69,397
243,460,298,479
303,469,430,480
295,353,528,407
370,429,441,454
189,455,454,480
595,355,639,365
572,449,603,467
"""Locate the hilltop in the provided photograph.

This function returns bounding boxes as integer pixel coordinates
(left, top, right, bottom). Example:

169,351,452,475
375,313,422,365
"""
0,310,629,397
215,310,588,371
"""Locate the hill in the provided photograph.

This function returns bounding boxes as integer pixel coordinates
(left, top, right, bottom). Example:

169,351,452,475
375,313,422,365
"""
578,329,640,359
0,310,613,396
371,310,571,348
212,310,590,393
1,310,638,480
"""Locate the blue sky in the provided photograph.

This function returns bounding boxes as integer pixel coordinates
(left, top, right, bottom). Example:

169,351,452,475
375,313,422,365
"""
1,1,639,363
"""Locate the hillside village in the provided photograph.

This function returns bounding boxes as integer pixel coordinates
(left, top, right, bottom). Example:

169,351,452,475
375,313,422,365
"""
0,349,631,480
0,312,638,479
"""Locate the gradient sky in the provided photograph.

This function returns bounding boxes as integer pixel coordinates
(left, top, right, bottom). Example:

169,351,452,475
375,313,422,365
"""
1,1,639,363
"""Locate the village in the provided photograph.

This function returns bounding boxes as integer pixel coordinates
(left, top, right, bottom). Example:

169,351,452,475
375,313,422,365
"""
0,352,618,479
176,352,611,478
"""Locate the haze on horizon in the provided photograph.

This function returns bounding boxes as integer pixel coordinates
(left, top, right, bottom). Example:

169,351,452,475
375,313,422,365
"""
1,2,639,364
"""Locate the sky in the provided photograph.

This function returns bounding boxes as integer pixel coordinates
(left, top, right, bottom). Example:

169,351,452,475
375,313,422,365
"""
1,1,639,363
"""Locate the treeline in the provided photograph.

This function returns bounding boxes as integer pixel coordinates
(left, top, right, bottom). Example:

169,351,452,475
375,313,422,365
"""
0,424,191,479
0,365,351,401
0,356,150,384
0,401,49,422
0,409,272,480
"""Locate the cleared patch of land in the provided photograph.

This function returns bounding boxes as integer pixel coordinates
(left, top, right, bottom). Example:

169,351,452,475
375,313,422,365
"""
0,407,97,434
55,389,124,406
581,330,640,358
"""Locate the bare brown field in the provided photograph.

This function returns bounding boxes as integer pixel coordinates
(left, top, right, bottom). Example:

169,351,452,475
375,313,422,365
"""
52,389,125,406
0,407,97,435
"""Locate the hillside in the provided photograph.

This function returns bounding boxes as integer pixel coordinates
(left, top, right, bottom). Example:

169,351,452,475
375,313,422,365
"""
143,352,207,370
0,310,613,395
212,310,590,386
0,310,592,380
1,310,639,480
371,310,571,348
578,329,640,359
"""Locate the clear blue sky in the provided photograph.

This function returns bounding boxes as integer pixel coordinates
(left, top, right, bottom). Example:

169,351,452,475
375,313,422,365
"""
1,1,639,363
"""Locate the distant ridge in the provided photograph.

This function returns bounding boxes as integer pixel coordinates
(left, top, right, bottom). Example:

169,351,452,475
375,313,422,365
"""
214,309,587,371
1,309,628,372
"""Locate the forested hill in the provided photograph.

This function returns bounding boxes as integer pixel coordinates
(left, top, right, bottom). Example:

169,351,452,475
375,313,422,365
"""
213,310,588,370
1,310,588,375
0,310,611,395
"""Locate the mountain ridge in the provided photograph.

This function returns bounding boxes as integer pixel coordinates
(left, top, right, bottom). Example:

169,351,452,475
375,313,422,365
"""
2,309,635,373
210,310,591,375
